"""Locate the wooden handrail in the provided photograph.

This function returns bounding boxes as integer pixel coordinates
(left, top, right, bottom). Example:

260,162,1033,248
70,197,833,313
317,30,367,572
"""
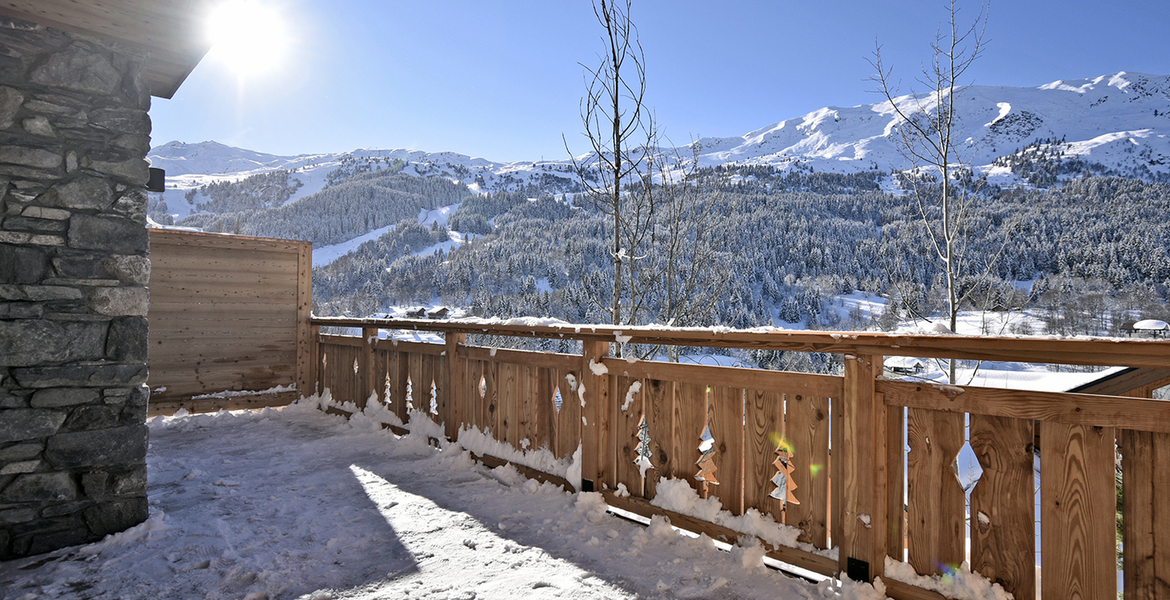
310,316,1170,368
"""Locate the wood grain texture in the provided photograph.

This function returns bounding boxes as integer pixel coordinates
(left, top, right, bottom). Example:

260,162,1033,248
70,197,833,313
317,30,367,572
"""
786,393,832,548
581,341,610,491
642,378,675,499
743,389,785,523
1121,429,1170,600
837,354,885,580
674,382,708,496
498,362,518,447
312,316,1170,369
555,369,582,460
881,379,1170,434
886,400,905,561
606,359,843,399
149,230,308,405
707,385,745,515
906,408,966,576
968,415,1035,599
1040,421,1117,600
613,376,645,497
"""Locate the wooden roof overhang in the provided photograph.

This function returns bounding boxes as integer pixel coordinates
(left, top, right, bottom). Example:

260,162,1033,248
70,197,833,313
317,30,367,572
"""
0,0,214,98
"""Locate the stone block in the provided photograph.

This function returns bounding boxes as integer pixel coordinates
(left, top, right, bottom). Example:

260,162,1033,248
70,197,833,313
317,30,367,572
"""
68,214,147,253
83,497,146,537
0,86,23,129
0,230,62,246
111,189,147,221
0,472,77,502
87,286,147,316
11,363,148,388
25,523,90,556
63,405,120,430
52,251,106,279
31,387,100,408
0,243,48,283
0,507,35,524
111,466,146,496
105,316,147,363
30,44,122,96
0,146,62,170
4,216,68,233
44,424,147,469
0,284,83,301
81,471,108,498
0,442,42,462
0,320,107,366
90,108,148,135
103,254,149,285
41,176,112,211
39,501,87,518
0,409,65,443
87,157,148,186
22,115,53,137
0,302,44,319
20,206,70,220
0,460,39,475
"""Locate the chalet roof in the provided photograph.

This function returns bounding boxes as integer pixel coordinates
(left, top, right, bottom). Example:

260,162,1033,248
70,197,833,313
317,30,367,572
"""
0,0,213,99
1134,319,1170,331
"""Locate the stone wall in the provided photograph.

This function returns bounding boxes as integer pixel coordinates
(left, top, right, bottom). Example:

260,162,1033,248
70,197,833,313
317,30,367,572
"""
0,18,151,559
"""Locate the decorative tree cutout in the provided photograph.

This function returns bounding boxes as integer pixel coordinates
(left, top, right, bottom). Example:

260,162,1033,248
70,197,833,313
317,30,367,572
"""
553,386,564,412
352,357,359,374
405,375,413,411
429,380,438,415
478,375,487,398
633,415,653,477
769,442,800,506
696,425,719,491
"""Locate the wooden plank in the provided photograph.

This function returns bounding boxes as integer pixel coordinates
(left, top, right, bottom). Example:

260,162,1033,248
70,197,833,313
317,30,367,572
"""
642,378,674,499
837,354,885,581
312,316,1170,369
581,341,609,492
464,358,485,432
707,385,745,515
612,376,645,497
605,358,843,399
377,339,445,356
881,379,1170,434
483,359,499,439
671,383,708,496
1040,421,1117,600
882,579,953,600
147,391,300,417
534,367,557,456
554,369,581,460
447,334,466,440
435,350,452,435
390,351,408,423
969,414,1035,600
414,350,428,411
787,393,831,548
886,399,905,561
359,327,378,409
906,408,966,576
1121,429,1170,600
515,363,536,449
422,354,437,421
151,229,309,253
601,490,840,578
462,346,580,371
295,242,312,401
498,361,518,447
743,389,786,522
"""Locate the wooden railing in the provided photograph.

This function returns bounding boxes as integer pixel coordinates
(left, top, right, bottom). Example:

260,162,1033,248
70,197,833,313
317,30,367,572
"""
309,317,1170,600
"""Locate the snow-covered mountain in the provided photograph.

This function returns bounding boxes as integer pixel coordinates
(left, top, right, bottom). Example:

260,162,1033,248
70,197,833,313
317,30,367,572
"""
149,71,1170,218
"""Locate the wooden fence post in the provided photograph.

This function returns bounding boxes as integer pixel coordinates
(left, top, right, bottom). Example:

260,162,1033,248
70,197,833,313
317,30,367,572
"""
838,353,886,583
296,242,313,400
445,332,465,441
360,326,379,411
307,323,320,398
582,340,610,492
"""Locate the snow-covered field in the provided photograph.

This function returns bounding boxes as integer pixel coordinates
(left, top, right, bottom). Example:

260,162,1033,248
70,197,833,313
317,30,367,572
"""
0,401,905,600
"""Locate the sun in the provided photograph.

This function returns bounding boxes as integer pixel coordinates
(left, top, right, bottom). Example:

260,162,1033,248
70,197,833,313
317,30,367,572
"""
205,1,290,76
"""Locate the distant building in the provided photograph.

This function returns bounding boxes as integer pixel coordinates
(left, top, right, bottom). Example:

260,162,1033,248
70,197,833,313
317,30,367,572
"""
886,357,926,375
1134,319,1170,338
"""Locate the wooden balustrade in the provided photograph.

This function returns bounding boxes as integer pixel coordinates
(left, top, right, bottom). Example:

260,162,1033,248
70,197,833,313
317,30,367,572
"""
310,316,1170,600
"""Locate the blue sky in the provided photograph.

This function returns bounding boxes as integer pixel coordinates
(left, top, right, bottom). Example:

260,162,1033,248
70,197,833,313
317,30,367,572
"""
150,0,1170,162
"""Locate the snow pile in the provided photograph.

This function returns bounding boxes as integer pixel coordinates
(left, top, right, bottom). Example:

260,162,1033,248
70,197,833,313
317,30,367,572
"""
883,558,1014,600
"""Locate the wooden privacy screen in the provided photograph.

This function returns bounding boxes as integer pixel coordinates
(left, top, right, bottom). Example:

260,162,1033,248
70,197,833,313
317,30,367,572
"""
147,229,312,415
